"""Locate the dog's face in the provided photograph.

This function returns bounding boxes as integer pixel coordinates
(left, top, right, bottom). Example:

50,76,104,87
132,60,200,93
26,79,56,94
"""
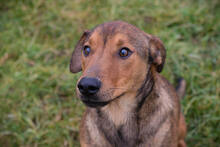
70,21,166,107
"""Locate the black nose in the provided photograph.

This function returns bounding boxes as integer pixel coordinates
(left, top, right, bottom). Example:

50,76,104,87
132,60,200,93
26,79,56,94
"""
77,77,101,95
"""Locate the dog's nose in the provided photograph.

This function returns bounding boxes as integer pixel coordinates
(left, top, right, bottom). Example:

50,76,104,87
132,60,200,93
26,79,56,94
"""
77,77,101,95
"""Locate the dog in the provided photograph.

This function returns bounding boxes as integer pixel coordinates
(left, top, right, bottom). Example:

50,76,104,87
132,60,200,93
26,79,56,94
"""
70,21,187,147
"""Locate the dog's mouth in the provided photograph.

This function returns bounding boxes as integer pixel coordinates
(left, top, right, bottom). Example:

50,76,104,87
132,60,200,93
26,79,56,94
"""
82,100,109,107
80,92,126,108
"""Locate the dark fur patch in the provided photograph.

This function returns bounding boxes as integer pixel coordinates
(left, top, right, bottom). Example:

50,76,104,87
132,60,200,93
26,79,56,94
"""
96,109,128,147
137,109,170,146
136,66,154,111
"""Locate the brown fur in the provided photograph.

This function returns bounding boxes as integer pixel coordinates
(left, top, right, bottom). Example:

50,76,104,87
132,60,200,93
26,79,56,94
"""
70,21,187,147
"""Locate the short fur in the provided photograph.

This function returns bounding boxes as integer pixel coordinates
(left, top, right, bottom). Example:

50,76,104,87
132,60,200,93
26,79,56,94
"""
70,21,187,147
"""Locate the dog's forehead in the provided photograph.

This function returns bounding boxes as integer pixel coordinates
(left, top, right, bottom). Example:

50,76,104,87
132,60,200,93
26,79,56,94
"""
89,21,149,58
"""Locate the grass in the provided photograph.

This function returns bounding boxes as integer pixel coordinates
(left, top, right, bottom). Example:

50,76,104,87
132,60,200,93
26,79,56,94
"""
0,0,219,146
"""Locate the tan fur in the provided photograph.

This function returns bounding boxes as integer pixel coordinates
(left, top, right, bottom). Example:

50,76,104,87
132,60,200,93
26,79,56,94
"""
102,93,137,127
70,21,187,147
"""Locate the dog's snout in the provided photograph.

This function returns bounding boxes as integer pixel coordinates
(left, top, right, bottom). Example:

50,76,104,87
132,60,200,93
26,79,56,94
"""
78,77,101,95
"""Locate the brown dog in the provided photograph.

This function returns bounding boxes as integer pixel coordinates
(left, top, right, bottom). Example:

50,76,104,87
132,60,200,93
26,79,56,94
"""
70,21,187,147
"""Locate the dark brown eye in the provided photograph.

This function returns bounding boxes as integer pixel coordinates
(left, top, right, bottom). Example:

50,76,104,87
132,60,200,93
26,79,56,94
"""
119,47,132,58
83,46,91,57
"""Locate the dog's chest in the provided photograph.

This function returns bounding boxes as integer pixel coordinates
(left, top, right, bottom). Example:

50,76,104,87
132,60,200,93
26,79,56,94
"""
86,109,138,147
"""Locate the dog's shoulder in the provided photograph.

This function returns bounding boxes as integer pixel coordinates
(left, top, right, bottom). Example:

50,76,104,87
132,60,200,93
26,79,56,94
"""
154,73,180,103
146,72,181,121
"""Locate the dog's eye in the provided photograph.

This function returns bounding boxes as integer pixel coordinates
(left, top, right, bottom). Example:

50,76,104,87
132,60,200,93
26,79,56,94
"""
119,47,132,58
83,46,91,57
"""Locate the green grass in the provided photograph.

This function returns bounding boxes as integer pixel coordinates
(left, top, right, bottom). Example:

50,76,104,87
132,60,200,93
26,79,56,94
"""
0,0,219,146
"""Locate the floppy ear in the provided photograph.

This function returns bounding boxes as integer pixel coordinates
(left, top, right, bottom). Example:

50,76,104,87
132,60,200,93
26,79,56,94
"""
148,35,166,73
70,30,90,73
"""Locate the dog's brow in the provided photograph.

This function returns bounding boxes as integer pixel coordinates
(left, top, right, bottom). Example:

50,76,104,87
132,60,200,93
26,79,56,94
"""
116,39,124,47
86,33,101,46
88,38,93,45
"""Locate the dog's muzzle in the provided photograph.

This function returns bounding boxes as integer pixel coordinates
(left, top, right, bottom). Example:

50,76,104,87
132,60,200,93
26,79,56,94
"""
77,77,107,107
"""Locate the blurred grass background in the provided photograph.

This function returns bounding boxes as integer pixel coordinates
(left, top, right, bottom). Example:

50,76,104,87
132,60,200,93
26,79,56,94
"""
0,0,219,146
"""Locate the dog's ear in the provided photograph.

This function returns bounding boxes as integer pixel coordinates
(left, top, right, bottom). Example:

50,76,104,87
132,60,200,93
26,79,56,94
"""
70,30,90,73
148,35,166,73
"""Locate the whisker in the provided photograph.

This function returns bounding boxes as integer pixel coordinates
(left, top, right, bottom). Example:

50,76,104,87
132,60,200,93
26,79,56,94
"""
108,87,129,90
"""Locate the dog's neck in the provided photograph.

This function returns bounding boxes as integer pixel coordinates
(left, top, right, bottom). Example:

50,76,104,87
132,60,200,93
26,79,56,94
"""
136,67,154,111
91,68,155,146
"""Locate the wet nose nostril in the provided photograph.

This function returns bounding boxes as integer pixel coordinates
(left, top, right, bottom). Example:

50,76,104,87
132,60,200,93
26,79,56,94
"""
78,84,84,89
77,77,101,95
88,85,98,91
78,84,84,91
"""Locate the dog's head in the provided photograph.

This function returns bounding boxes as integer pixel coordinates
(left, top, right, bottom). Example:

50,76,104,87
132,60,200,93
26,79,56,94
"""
70,21,166,107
